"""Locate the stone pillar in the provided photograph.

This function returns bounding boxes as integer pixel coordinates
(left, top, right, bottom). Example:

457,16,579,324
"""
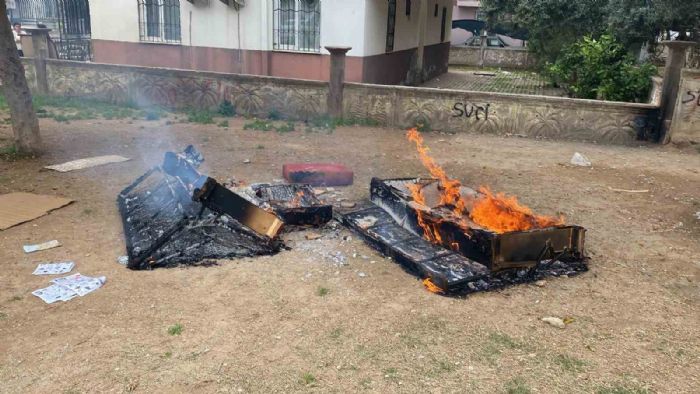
658,40,696,144
478,30,487,68
407,0,429,85
325,46,351,119
25,27,52,95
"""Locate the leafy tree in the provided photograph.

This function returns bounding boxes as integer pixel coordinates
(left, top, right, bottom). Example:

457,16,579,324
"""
546,35,657,102
482,0,608,64
652,0,700,40
482,0,700,63
0,1,42,153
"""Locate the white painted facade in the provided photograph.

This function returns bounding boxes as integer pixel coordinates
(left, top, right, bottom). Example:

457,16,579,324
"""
90,0,452,57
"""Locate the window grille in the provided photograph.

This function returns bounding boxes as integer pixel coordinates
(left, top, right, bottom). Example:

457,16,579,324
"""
138,0,181,44
273,0,321,53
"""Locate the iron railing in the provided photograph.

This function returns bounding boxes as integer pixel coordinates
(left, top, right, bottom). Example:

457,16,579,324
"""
56,0,91,60
273,0,321,53
10,0,92,61
137,0,182,44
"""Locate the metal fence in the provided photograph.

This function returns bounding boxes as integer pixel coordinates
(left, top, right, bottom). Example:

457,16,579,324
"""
273,0,321,53
137,0,182,44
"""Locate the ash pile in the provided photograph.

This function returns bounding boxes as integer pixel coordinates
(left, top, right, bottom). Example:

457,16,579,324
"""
117,146,331,270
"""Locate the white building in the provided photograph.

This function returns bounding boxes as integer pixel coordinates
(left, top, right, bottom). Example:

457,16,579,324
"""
88,0,454,84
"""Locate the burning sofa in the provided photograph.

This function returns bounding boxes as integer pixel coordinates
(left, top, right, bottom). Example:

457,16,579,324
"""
339,129,588,294
117,146,331,269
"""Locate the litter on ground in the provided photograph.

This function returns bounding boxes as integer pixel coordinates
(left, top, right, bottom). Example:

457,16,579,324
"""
32,261,75,275
50,273,106,297
44,155,130,172
23,240,61,253
0,192,73,230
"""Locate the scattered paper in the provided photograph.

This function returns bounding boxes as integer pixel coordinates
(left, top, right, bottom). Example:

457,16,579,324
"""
570,152,592,167
32,284,79,304
23,240,61,253
33,261,75,275
117,255,129,265
0,192,73,230
51,273,106,297
44,155,130,172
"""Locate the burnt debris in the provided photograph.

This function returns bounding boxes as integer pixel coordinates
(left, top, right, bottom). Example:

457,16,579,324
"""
339,178,588,294
117,146,283,270
252,183,333,226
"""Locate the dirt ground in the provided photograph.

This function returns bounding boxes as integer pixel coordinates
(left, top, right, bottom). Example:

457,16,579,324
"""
0,114,698,394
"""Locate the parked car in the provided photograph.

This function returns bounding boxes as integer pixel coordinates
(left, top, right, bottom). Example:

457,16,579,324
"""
463,35,508,47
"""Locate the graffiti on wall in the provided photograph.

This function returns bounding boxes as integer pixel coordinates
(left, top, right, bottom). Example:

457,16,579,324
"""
452,103,490,120
681,90,700,106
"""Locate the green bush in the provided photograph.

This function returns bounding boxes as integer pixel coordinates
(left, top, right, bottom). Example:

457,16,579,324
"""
218,100,236,117
546,35,657,102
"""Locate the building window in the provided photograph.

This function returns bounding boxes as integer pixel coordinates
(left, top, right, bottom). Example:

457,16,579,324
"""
405,0,410,16
386,0,396,52
273,0,321,53
137,0,181,44
434,4,438,17
475,9,486,21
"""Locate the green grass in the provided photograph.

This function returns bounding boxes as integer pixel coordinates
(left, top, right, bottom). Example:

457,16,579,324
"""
217,120,229,128
329,327,343,339
0,144,34,161
244,119,296,133
9,295,22,302
505,377,531,394
82,208,94,215
300,372,316,386
186,110,215,124
256,144,265,149
317,286,330,297
161,351,172,359
595,384,651,394
244,119,273,131
553,353,587,373
167,323,183,336
383,367,398,380
488,332,523,350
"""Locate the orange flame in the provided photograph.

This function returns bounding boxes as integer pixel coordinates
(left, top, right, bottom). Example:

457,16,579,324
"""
405,128,563,236
407,182,444,243
470,186,563,233
407,128,467,217
423,277,445,294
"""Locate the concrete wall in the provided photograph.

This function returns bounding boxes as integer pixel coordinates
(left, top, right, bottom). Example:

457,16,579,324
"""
27,59,659,145
343,83,659,145
39,59,328,121
669,69,700,144
450,46,536,69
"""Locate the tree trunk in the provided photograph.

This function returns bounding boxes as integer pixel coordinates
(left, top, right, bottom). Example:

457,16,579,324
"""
0,1,41,154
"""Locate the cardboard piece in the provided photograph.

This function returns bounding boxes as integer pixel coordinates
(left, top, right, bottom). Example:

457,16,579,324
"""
45,155,130,172
0,192,73,230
